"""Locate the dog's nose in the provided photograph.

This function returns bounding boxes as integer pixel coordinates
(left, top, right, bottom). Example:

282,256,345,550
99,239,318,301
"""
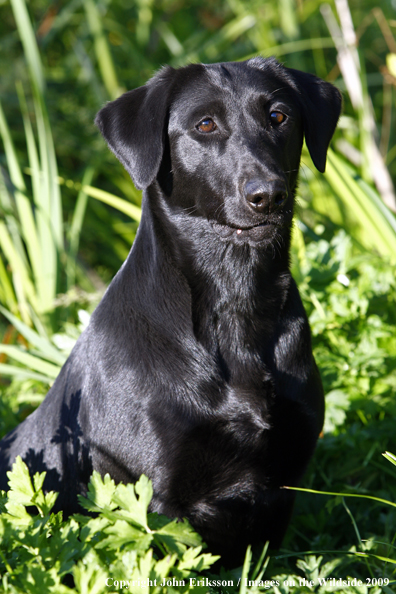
244,179,288,213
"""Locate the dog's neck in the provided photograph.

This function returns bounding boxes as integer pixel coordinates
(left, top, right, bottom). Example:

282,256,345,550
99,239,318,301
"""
126,192,293,384
184,242,291,384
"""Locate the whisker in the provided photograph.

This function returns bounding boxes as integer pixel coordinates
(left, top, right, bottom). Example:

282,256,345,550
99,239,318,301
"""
181,205,199,215
214,202,227,220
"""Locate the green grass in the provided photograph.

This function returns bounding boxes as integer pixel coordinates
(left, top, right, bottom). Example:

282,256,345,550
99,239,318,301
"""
1,0,396,591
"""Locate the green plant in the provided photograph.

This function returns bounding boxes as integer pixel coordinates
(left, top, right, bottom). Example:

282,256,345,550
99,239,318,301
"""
1,1,396,591
0,0,144,335
1,452,396,593
0,457,220,594
268,452,396,593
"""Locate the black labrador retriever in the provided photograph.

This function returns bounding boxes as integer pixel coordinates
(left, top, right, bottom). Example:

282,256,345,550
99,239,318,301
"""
0,57,341,563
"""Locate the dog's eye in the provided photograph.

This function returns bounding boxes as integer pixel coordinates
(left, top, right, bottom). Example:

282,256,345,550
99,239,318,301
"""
270,111,286,125
197,118,217,133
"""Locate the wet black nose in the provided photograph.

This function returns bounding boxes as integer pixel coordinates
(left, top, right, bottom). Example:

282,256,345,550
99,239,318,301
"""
244,179,288,213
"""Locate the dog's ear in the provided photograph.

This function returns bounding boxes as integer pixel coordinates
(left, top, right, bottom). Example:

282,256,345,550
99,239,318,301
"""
287,69,342,173
95,67,175,189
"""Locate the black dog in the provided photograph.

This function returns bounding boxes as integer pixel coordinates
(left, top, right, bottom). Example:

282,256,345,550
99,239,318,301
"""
0,57,341,563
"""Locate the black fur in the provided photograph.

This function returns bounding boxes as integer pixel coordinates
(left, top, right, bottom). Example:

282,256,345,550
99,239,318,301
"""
0,58,341,564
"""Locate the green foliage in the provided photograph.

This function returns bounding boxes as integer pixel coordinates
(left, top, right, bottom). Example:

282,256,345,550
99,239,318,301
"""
1,0,396,591
4,455,58,518
0,0,139,334
1,457,396,593
0,459,220,594
291,228,396,420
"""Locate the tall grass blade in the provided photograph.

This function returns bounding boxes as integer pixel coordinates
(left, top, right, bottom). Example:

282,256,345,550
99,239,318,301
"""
284,485,396,509
0,306,66,366
83,0,121,99
276,549,396,566
32,88,61,313
244,37,336,60
67,167,95,290
9,0,45,95
383,452,396,467
0,363,55,385
0,223,37,325
201,14,256,61
325,150,396,259
251,541,270,582
83,185,142,221
0,345,60,378
0,102,25,191
239,545,252,594
15,84,45,306
0,102,31,279
0,256,16,313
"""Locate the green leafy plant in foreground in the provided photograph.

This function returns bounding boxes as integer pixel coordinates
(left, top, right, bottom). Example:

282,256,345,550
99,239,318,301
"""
1,454,396,594
0,457,220,594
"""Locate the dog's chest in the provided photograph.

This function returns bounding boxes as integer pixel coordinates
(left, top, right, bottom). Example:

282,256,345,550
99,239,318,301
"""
158,381,274,499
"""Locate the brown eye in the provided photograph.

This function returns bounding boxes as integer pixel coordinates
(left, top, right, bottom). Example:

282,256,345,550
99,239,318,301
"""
270,111,286,125
197,118,217,133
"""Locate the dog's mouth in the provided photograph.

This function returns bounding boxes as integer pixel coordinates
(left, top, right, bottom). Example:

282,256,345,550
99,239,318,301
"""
210,220,282,241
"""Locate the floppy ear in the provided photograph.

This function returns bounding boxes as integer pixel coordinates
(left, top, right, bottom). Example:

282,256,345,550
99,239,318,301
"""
95,67,175,189
287,68,342,173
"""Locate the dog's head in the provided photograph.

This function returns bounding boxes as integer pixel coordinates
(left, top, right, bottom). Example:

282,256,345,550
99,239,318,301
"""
96,58,341,247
